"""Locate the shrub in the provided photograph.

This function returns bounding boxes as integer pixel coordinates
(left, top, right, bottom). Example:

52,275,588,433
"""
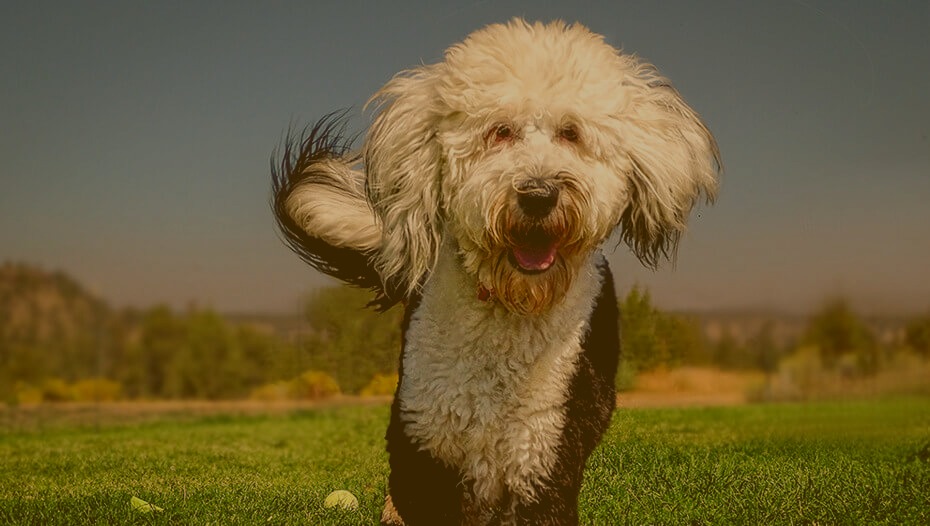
249,381,293,402
13,382,43,405
803,298,877,373
289,370,341,400
360,373,398,396
71,378,122,402
249,371,341,402
40,378,74,402
772,346,824,401
905,315,930,358
614,360,639,392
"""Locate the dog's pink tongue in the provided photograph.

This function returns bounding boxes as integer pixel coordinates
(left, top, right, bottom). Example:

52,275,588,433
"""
512,243,558,271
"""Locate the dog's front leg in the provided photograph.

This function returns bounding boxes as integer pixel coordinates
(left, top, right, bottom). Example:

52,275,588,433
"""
506,457,585,526
383,397,466,526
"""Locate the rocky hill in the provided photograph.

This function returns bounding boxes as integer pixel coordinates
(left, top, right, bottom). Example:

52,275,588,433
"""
0,262,111,344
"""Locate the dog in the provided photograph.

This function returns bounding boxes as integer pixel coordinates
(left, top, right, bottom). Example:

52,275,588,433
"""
271,19,719,526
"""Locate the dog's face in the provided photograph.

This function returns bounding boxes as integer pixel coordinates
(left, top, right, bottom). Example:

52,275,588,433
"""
438,96,628,314
364,20,720,314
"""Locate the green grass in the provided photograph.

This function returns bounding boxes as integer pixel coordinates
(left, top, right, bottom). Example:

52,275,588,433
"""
583,399,930,525
1,398,928,525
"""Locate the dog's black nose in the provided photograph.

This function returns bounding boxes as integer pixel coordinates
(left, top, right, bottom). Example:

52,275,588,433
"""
516,179,560,217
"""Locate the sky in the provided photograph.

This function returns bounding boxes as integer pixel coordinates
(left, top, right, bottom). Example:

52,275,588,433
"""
1,1,928,316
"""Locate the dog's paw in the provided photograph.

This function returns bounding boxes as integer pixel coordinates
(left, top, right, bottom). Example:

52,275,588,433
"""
380,495,405,526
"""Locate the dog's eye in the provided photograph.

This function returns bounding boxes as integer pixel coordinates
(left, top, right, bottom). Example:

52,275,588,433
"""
488,124,515,145
558,124,581,144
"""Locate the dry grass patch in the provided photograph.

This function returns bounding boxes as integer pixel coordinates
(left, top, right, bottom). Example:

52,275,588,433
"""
621,367,764,408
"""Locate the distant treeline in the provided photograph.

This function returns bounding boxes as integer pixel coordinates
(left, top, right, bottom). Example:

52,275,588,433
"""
1,262,929,404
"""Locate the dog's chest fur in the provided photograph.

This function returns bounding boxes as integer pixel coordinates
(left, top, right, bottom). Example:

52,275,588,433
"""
398,250,603,507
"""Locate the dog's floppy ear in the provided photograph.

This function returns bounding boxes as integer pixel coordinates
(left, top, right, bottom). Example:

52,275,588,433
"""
616,62,721,268
364,65,445,298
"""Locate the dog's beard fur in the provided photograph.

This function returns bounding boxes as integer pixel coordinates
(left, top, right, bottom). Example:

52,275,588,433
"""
455,176,603,315
478,251,578,315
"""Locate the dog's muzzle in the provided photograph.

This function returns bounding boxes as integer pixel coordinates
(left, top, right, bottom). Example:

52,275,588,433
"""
509,179,562,273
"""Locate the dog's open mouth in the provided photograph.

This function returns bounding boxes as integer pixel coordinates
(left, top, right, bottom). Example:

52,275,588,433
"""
509,228,559,273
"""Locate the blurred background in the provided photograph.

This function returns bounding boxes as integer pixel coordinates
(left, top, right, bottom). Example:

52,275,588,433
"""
2,1,928,408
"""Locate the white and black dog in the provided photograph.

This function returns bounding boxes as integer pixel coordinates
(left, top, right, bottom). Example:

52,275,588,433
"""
272,19,719,526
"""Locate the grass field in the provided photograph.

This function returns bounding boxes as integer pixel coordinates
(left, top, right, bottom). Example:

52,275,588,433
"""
1,398,928,525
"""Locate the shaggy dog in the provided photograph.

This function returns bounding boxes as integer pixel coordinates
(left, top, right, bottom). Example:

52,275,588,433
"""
271,19,719,526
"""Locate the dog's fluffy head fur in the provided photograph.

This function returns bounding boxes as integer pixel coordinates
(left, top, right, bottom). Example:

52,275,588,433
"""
278,19,720,314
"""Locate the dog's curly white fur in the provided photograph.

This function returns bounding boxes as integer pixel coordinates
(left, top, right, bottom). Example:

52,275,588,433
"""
272,19,719,526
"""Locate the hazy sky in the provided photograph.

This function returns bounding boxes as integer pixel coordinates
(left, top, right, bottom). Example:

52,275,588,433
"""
2,1,928,315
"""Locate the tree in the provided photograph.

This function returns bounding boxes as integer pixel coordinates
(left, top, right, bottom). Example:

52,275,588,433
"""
300,286,403,394
712,329,745,370
747,321,781,375
904,314,930,358
0,264,298,402
661,313,710,367
803,298,878,374
617,286,707,377
132,306,187,398
618,286,667,372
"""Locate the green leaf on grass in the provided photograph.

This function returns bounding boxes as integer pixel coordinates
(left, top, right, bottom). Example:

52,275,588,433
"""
130,496,164,513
